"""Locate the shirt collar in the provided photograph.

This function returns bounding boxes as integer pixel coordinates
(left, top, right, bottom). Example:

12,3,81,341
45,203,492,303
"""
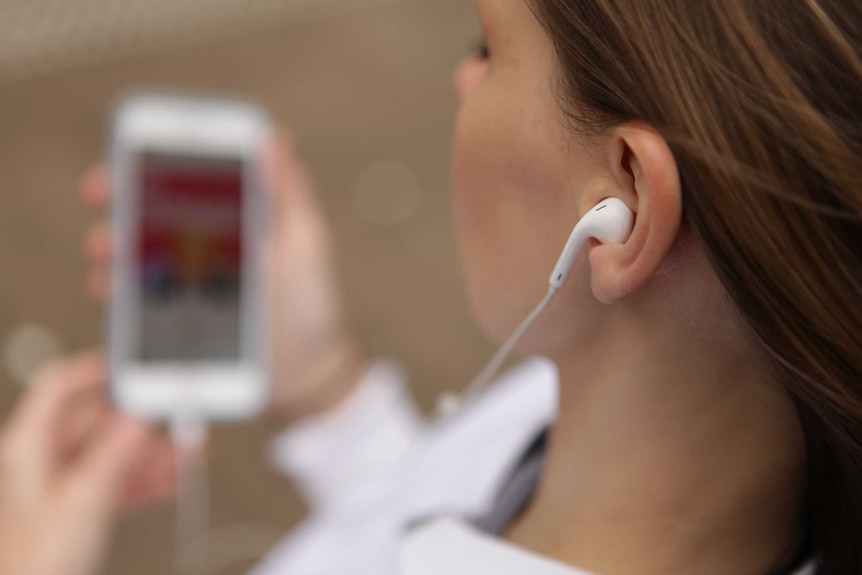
401,517,594,575
401,517,820,575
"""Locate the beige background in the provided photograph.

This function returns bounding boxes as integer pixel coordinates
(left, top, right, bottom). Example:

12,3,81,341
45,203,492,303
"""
0,2,494,573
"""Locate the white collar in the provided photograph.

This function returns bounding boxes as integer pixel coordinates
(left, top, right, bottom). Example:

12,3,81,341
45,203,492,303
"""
401,518,594,575
401,518,819,575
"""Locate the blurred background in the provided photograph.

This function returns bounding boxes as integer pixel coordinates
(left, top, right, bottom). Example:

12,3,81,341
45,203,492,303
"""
0,1,491,573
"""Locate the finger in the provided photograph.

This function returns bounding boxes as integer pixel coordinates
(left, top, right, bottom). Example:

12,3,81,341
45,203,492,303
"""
67,416,152,517
266,131,331,251
266,130,317,212
5,351,106,448
120,441,177,511
84,222,112,264
80,164,110,211
1,351,106,489
87,269,111,301
57,392,110,462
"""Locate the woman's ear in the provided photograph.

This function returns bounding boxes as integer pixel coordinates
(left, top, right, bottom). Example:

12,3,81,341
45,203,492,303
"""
589,123,683,304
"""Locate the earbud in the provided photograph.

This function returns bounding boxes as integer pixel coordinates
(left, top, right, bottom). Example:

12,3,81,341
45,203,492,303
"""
450,198,635,417
549,198,634,289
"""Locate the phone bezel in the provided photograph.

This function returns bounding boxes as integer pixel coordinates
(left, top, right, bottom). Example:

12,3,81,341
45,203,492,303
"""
108,92,271,422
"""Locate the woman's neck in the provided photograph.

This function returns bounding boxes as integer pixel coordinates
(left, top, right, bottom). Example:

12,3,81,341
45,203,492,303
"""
506,308,807,575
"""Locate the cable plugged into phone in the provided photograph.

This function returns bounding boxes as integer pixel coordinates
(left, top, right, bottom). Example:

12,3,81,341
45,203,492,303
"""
106,91,272,573
170,416,210,575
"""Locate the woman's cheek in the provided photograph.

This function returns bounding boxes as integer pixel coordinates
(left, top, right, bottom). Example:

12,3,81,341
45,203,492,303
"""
452,100,495,305
452,97,497,255
452,86,538,341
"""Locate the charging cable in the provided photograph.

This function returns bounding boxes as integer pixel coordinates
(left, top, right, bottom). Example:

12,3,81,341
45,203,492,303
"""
438,285,560,418
170,416,210,575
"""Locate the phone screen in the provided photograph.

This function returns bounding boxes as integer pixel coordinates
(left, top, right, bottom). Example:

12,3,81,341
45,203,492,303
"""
135,153,244,362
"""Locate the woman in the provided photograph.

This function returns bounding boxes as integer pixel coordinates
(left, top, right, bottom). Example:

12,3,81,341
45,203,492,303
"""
2,0,859,573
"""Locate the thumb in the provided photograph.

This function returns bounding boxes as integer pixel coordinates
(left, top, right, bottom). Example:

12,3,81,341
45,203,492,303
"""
265,130,319,217
265,131,333,264
67,417,152,516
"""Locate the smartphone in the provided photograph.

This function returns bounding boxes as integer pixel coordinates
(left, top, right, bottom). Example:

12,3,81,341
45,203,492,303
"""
108,91,271,421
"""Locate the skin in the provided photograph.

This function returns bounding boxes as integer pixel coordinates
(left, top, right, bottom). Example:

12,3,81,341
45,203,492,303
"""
453,1,807,574
0,351,176,575
13,0,806,573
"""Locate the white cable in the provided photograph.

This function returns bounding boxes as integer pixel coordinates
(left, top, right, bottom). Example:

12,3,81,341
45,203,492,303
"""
170,416,210,575
443,285,559,416
439,198,634,418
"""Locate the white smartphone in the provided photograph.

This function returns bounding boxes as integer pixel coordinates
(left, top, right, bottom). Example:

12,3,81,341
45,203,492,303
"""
108,91,271,422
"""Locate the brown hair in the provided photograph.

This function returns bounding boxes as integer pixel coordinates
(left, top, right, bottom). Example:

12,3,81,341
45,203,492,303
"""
528,0,862,572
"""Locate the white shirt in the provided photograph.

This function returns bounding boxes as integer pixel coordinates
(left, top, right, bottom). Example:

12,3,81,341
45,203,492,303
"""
252,359,817,575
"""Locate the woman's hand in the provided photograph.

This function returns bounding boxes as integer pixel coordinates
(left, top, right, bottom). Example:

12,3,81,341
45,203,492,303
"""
80,132,365,426
0,351,176,575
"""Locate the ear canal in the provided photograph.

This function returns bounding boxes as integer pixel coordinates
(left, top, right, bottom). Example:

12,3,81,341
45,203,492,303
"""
549,197,635,289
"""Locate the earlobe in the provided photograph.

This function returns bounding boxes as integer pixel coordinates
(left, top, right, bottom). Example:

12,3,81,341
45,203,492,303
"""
589,124,683,304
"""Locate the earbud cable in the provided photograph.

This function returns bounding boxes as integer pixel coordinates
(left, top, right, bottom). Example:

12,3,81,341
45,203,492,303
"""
455,285,559,412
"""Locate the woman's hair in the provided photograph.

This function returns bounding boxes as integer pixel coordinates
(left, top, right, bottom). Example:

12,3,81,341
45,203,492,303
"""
528,0,862,572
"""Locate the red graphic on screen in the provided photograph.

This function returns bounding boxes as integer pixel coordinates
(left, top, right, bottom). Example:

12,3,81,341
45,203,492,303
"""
136,154,244,361
139,155,242,301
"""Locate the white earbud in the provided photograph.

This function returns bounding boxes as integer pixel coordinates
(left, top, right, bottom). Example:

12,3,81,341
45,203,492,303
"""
443,197,635,419
549,197,635,289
